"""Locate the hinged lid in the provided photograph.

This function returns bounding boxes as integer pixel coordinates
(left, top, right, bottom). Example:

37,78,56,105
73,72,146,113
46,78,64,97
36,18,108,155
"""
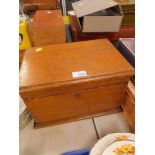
19,39,134,99
72,0,119,17
30,10,64,28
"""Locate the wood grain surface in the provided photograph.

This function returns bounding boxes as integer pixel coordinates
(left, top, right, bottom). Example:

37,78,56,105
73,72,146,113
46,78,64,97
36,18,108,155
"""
34,107,122,128
20,39,134,95
19,50,25,70
122,80,135,132
22,0,58,11
25,83,126,123
28,10,66,46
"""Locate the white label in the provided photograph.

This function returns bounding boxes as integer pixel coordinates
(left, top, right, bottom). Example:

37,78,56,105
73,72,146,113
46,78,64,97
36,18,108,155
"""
72,71,87,78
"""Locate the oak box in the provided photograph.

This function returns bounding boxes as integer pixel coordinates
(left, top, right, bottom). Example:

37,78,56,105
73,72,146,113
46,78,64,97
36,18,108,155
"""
19,39,134,127
28,10,66,46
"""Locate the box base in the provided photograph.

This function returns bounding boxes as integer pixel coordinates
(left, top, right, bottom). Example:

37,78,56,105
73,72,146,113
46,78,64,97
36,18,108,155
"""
33,107,122,129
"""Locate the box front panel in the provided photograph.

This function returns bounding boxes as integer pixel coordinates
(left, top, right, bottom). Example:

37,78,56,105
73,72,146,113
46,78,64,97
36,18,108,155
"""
32,37,66,46
26,91,90,123
29,27,66,40
86,83,126,114
26,83,126,124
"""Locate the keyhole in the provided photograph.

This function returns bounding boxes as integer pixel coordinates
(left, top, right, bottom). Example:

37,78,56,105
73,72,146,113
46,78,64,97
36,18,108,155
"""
75,92,80,98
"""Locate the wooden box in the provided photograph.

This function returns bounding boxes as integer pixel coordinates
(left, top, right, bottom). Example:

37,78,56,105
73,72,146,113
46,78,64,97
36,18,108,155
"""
22,0,59,11
115,0,135,25
19,50,25,70
122,80,135,132
69,15,135,42
28,10,66,46
19,39,134,128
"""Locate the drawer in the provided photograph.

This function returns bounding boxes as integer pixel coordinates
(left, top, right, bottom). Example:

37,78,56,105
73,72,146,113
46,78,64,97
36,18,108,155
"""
85,83,126,114
27,91,90,123
27,83,127,123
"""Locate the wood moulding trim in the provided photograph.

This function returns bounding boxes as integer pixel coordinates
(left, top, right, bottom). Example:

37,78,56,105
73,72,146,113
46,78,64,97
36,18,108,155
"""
20,70,133,92
34,107,122,129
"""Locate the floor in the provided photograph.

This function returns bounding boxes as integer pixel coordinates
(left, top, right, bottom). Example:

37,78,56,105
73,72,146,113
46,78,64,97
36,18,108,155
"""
20,112,131,155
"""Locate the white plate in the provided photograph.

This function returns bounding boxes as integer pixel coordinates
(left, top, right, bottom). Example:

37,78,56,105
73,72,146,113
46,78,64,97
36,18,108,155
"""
102,140,134,155
90,133,135,155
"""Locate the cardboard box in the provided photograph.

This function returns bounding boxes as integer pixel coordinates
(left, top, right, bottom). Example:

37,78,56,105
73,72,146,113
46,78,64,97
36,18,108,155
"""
69,14,135,42
72,0,124,32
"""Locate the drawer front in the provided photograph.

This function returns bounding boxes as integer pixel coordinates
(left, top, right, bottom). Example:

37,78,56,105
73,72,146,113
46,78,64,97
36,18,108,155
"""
27,91,90,123
26,83,126,123
85,83,126,114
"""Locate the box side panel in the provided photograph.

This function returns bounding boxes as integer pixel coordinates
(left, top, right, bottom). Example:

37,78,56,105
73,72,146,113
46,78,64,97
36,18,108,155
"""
83,16,123,32
121,81,135,132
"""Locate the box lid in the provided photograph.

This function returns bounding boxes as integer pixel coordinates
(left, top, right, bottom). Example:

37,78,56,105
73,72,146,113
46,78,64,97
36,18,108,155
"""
30,10,64,28
19,39,134,99
72,0,119,17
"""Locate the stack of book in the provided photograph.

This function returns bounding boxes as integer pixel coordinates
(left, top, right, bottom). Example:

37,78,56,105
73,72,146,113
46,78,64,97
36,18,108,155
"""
122,81,135,132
